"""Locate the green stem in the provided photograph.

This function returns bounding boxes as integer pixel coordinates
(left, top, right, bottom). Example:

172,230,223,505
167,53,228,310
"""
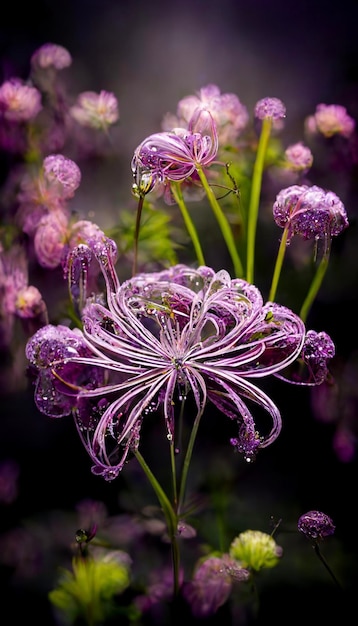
134,450,180,595
268,227,289,302
246,117,272,284
132,194,144,276
299,253,329,323
171,182,205,266
178,409,203,515
196,165,244,278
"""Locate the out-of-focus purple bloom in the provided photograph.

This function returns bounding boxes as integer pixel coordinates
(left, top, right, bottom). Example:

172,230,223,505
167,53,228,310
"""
69,90,119,130
298,510,336,541
132,108,218,195
284,142,313,173
182,554,249,618
30,43,72,70
15,285,46,319
272,184,348,246
26,239,306,480
135,566,184,615
34,210,69,268
0,459,20,504
305,103,355,138
162,83,249,145
43,154,81,199
0,78,42,122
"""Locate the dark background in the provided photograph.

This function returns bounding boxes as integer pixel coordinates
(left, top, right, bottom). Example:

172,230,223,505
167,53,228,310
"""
1,1,358,624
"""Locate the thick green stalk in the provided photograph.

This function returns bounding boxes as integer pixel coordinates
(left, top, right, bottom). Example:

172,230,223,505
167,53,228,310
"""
196,164,244,278
268,227,289,302
299,254,329,323
171,182,205,266
246,117,272,284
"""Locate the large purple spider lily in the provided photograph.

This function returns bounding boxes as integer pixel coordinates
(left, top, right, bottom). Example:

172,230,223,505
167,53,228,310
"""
131,107,218,195
26,238,306,481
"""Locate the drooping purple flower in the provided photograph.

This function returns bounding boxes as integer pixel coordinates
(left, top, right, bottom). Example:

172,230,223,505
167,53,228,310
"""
0,78,42,122
26,238,306,480
132,107,218,195
272,184,348,245
297,510,336,541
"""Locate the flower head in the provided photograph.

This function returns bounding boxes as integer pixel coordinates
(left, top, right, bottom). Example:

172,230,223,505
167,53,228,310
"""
255,97,286,121
0,78,42,122
297,510,336,541
132,108,218,195
229,530,283,571
26,238,306,480
43,154,82,199
305,103,355,138
69,90,119,130
182,554,249,618
162,83,249,144
284,142,313,173
273,184,348,245
30,43,72,70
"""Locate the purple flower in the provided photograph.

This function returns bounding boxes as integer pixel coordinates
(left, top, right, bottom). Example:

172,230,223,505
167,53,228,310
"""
43,154,82,199
182,554,249,618
69,90,119,129
30,43,72,70
162,83,249,144
297,510,336,541
33,210,69,268
255,97,286,121
306,103,355,138
273,184,348,245
275,329,335,386
284,142,313,173
0,78,42,122
132,107,218,195
26,239,306,480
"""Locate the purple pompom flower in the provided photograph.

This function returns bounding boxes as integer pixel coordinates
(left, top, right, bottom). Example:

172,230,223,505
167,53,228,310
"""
255,97,286,126
26,238,306,480
298,510,336,541
272,184,348,246
305,103,355,139
43,153,82,199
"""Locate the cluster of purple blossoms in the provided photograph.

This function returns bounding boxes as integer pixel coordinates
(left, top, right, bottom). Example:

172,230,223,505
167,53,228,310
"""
305,103,355,138
26,237,309,480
